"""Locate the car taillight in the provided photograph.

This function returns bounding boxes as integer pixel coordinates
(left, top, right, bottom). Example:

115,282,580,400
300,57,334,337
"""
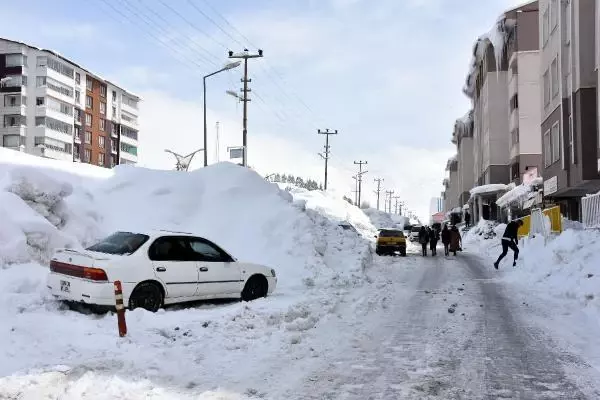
83,267,108,281
49,260,108,281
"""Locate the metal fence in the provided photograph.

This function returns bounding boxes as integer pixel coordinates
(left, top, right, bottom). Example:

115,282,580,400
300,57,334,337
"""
582,192,600,228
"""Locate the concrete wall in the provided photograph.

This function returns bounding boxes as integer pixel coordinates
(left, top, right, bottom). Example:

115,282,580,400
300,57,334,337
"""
458,136,475,196
518,51,543,156
485,71,510,167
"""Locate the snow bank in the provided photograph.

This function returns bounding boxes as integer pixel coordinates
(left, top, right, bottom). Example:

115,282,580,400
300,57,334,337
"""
0,151,375,391
363,208,408,230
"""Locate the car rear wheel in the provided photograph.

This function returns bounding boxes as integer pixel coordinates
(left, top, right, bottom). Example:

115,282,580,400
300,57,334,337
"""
128,282,163,312
241,275,268,302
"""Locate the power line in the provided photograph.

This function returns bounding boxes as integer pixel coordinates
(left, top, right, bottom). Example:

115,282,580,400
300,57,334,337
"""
385,190,394,213
156,0,230,51
185,0,246,48
128,0,221,67
96,0,213,72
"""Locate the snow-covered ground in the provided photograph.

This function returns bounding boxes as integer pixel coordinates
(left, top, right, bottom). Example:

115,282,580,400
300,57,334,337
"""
0,148,375,398
463,219,600,377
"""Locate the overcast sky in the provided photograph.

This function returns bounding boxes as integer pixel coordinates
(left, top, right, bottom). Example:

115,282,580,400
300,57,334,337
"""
1,0,526,220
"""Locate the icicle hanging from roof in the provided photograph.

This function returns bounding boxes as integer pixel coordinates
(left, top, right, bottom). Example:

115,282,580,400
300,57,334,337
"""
462,16,516,98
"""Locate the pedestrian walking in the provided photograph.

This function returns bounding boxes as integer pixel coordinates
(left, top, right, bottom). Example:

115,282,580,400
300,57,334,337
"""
449,225,461,256
429,226,439,256
494,219,524,269
441,224,451,256
464,210,471,228
418,226,429,257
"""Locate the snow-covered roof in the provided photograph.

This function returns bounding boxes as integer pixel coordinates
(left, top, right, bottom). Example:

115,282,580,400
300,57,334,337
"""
470,184,508,196
453,110,474,142
463,16,516,98
496,177,544,208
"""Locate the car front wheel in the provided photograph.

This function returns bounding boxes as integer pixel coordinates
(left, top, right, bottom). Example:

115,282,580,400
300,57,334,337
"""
241,275,268,302
128,282,163,312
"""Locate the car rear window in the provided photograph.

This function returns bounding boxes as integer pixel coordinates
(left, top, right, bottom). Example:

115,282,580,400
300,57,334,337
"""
379,230,404,238
411,227,421,232
86,232,150,255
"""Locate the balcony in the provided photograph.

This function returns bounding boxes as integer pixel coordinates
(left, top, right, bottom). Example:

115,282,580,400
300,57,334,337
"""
111,146,118,155
0,125,27,137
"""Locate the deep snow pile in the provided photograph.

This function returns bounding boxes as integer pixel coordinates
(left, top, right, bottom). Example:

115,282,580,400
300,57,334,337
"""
465,217,600,309
363,208,409,230
0,150,375,396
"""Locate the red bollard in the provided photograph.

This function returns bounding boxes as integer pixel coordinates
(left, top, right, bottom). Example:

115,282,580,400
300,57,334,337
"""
114,280,127,337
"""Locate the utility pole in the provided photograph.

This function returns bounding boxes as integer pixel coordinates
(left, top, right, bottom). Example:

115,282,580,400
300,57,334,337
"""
353,161,368,208
317,129,338,190
352,175,358,205
385,190,394,214
228,49,264,167
393,196,402,215
215,121,220,163
373,178,384,210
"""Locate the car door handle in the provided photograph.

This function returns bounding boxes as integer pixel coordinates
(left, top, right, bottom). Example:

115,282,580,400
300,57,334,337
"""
199,267,209,272
156,267,166,272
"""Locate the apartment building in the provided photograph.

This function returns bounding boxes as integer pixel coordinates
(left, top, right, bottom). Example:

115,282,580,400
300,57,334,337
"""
442,1,542,222
538,0,599,220
0,38,139,167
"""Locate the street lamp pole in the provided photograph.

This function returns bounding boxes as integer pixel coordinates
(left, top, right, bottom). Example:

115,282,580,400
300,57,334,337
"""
203,61,241,167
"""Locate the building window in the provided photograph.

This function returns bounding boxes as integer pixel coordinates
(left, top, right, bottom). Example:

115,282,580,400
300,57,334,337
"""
3,134,25,147
75,90,80,104
99,119,105,131
3,75,26,87
112,106,117,118
46,96,73,116
42,76,73,97
551,58,558,98
569,114,576,164
544,129,551,167
86,95,93,109
75,72,81,85
86,76,93,90
112,124,118,137
100,102,106,114
543,69,550,106
5,54,25,67
99,136,105,149
120,142,138,156
36,97,44,106
111,155,116,167
121,126,138,140
85,131,92,144
3,94,23,107
98,153,105,165
84,149,91,162
550,0,558,30
123,95,139,109
112,90,117,101
46,57,74,78
34,136,73,154
74,126,80,138
3,114,25,127
100,86,107,97
542,8,549,46
111,138,118,152
36,116,73,135
85,113,92,127
551,122,560,163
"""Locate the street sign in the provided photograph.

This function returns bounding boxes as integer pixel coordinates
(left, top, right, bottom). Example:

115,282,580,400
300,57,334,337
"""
228,146,244,159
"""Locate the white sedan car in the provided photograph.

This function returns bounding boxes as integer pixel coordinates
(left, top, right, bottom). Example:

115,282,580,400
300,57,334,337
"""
47,230,277,312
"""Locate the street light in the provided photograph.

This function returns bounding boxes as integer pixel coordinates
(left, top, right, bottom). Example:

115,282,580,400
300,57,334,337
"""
203,61,242,167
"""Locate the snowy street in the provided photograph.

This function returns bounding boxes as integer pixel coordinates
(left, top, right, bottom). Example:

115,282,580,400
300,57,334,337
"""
277,247,600,400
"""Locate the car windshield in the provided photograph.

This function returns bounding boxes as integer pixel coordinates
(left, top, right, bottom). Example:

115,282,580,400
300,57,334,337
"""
86,232,150,255
379,230,404,238
411,227,421,233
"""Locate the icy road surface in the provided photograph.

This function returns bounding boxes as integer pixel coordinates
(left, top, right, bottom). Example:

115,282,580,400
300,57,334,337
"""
279,249,600,399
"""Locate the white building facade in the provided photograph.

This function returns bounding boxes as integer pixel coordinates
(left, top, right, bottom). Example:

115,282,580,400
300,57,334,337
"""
0,38,139,167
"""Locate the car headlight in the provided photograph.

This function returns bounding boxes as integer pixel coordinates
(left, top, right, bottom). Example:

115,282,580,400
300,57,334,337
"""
271,269,276,277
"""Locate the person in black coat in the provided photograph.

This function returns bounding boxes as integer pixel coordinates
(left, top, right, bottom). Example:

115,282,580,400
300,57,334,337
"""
441,224,451,256
494,219,524,269
418,226,429,256
429,227,439,256
464,211,471,228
